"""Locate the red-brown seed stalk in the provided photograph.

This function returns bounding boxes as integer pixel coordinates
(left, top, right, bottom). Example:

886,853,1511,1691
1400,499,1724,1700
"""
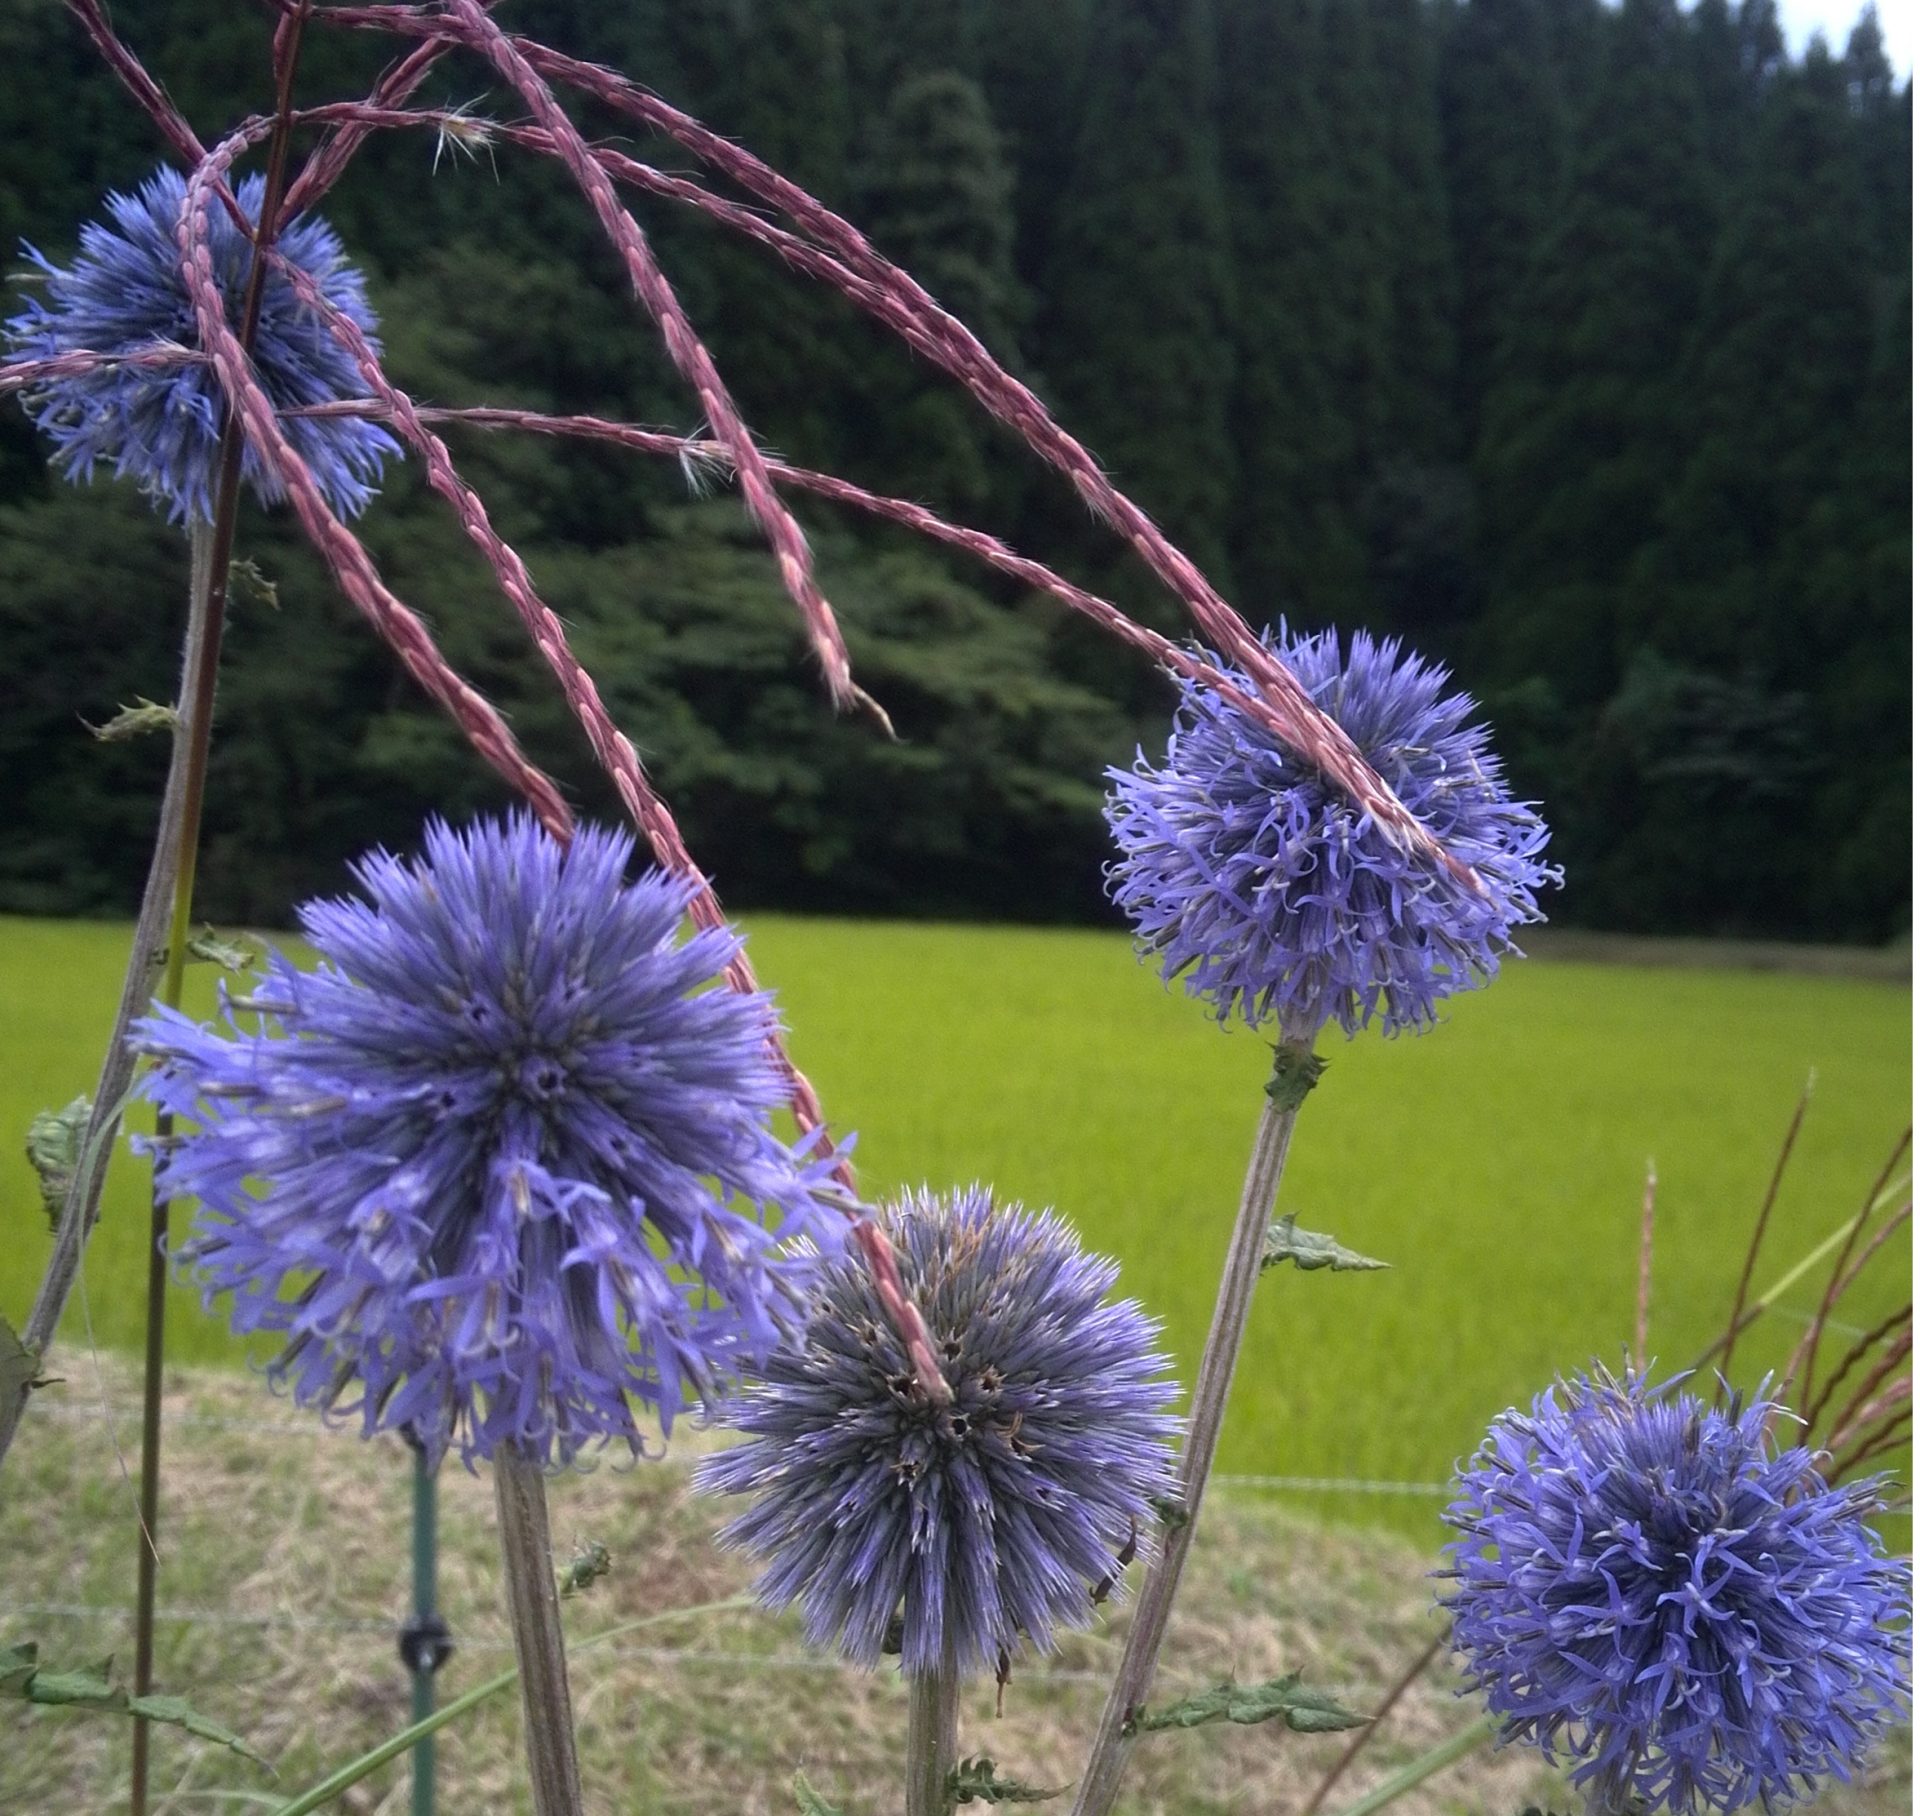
322,6,1477,889
437,0,882,730
276,262,949,1402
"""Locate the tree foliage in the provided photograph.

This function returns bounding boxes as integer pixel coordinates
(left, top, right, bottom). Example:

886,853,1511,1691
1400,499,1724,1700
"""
0,0,1907,941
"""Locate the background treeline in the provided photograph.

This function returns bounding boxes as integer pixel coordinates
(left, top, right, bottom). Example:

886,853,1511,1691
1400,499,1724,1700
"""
0,0,1908,939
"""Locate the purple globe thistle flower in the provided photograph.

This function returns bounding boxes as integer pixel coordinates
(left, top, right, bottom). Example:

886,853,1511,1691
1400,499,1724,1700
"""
1105,624,1559,1038
1443,1368,1911,1814
136,815,843,1468
5,165,398,523
696,1185,1180,1678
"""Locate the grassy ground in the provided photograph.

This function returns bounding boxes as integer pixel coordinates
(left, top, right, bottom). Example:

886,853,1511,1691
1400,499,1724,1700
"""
3,913,1908,1547
1,1359,1908,1816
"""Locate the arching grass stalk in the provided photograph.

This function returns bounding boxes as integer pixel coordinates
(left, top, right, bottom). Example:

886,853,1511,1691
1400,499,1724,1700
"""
1069,1040,1320,1816
128,21,313,1812
268,1595,754,1816
1322,1715,1497,1816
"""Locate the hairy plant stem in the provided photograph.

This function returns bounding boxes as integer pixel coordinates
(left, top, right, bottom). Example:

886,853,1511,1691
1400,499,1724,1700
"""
906,1655,961,1816
494,1443,585,1816
410,1441,441,1816
130,20,310,1811
1070,1037,1321,1816
128,517,217,1816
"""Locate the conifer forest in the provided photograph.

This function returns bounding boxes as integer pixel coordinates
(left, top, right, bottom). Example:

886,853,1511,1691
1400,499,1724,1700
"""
1,0,1909,942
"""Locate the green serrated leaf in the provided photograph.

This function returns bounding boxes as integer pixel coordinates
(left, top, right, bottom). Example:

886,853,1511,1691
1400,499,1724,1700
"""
2,1641,265,1764
947,1754,1067,1804
186,928,259,973
87,698,179,742
1126,1672,1366,1738
231,558,279,610
792,1769,845,1815
26,1096,91,1232
558,1540,611,1599
1261,1215,1388,1275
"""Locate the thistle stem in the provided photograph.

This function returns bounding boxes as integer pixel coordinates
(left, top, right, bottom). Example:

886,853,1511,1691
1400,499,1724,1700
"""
127,519,218,1816
410,1442,442,1816
128,22,311,1810
494,1442,585,1816
1069,1036,1319,1816
906,1658,960,1816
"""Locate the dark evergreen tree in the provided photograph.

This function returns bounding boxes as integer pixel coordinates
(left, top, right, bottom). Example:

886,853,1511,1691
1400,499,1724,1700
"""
853,70,1026,509
1039,0,1237,591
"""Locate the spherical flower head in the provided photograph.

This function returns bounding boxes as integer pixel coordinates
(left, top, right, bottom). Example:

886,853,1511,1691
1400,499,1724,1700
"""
5,165,398,523
1105,624,1559,1038
696,1185,1180,1678
137,814,843,1468
1443,1367,1911,1813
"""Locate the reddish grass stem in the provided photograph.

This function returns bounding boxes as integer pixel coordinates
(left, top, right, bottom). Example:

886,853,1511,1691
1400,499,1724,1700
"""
1296,1631,1444,1816
439,0,879,727
1713,1077,1812,1392
1783,1198,1912,1407
1804,1304,1913,1443
1790,1130,1912,1413
321,6,1467,885
275,264,948,1403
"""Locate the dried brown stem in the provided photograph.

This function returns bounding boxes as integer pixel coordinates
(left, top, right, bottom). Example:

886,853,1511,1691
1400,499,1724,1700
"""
1823,1332,1912,1456
1829,1407,1912,1480
1804,1304,1913,1443
1782,1199,1913,1406
1714,1077,1812,1391
1297,1631,1444,1816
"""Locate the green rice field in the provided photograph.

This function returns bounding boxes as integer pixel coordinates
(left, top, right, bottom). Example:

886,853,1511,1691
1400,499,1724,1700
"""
2,912,1909,1542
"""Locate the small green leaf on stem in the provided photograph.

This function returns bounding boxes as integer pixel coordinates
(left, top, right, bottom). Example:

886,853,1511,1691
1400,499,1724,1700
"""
87,698,180,742
230,559,279,609
26,1097,91,1231
1125,1672,1365,1738
793,1769,846,1815
1,1642,265,1764
0,1316,48,1405
1261,1215,1388,1275
947,1755,1068,1803
1265,1045,1327,1112
1150,1494,1189,1530
186,928,259,973
558,1539,612,1599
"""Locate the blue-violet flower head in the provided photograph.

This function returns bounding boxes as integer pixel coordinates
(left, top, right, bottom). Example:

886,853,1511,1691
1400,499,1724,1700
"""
137,814,843,1467
1443,1367,1911,1813
696,1184,1180,1678
1105,623,1559,1037
5,165,397,523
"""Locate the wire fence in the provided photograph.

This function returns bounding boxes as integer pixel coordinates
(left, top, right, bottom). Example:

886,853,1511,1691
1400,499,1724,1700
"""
31,1399,1454,1499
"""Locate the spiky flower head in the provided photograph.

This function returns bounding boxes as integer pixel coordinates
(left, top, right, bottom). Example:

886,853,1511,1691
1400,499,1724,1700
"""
5,165,397,523
1443,1367,1910,1814
137,815,842,1467
1105,624,1558,1038
697,1185,1180,1678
